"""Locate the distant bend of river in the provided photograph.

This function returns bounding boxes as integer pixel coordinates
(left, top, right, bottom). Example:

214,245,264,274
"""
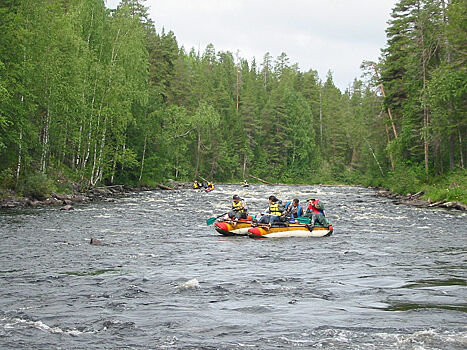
0,184,466,349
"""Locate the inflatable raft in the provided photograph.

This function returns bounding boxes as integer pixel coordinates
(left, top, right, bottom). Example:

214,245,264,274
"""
214,217,254,236
248,223,333,239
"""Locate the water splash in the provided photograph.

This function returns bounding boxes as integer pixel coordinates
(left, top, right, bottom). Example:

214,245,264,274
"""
179,278,200,290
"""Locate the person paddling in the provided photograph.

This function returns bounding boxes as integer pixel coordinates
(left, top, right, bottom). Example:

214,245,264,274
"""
225,194,248,222
257,195,284,226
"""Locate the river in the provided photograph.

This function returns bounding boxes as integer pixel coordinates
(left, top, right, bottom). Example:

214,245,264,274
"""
0,184,466,349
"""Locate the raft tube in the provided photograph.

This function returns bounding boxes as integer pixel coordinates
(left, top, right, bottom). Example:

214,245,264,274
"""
214,217,253,236
248,224,333,239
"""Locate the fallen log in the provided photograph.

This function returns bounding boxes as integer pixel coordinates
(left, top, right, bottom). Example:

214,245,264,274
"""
157,183,174,190
248,174,273,185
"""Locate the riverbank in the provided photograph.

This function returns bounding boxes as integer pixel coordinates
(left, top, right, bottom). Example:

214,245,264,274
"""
2,181,466,212
375,188,467,211
0,185,148,210
0,179,197,210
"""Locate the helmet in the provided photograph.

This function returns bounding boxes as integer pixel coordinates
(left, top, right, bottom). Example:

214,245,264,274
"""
233,195,241,200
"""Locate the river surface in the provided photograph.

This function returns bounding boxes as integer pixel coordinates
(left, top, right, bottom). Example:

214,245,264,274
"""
0,184,466,349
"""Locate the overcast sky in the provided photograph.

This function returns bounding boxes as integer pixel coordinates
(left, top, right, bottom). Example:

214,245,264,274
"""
105,0,398,91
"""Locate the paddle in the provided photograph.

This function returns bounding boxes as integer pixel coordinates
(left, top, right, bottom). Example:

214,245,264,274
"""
296,216,311,224
206,213,256,226
206,213,228,225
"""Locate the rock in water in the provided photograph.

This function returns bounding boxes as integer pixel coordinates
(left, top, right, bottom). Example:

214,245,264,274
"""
90,237,108,246
60,204,74,211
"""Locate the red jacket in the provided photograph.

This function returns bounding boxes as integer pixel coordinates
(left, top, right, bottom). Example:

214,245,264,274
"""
307,200,322,213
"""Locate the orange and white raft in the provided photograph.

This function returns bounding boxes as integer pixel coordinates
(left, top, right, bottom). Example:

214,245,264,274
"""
214,217,253,236
248,224,333,239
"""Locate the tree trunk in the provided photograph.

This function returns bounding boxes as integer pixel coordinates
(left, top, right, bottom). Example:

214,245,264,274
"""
111,143,119,184
458,130,465,169
194,130,201,180
449,134,455,169
210,145,217,179
236,67,239,111
319,90,323,146
75,118,83,170
372,64,398,139
385,123,395,171
138,135,147,182
16,128,22,186
40,107,50,173
242,152,247,180
420,10,429,175
248,174,273,185
364,137,384,177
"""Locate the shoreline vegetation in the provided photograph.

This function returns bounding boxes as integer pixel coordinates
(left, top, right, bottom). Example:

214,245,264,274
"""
1,1,465,207
1,181,466,212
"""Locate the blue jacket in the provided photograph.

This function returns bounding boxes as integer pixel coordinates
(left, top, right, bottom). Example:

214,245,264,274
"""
284,202,303,221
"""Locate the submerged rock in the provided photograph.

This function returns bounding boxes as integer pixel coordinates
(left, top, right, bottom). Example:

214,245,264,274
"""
90,237,108,246
60,205,74,211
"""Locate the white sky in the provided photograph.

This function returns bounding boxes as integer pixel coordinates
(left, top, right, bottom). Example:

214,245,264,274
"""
105,0,397,91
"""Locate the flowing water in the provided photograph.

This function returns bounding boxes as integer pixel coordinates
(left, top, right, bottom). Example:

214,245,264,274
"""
0,184,466,349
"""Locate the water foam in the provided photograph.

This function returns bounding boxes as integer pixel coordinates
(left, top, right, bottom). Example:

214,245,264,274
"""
2,316,90,336
179,278,200,290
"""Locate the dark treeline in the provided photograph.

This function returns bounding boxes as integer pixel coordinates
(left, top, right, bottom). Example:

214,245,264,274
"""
0,0,465,201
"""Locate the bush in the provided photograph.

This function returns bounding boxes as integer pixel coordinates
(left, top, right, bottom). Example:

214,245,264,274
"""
20,172,56,200
386,164,425,194
422,169,467,204
0,168,16,190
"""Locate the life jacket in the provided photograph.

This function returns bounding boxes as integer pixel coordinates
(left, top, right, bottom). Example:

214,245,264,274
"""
269,201,283,216
208,183,214,190
285,202,302,218
307,200,324,214
232,200,245,213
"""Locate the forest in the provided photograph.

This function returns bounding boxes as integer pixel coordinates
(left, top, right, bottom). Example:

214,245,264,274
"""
0,0,465,203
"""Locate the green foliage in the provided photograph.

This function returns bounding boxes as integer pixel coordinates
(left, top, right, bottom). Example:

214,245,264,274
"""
0,168,16,190
0,0,464,207
19,172,55,200
385,164,426,194
422,170,467,204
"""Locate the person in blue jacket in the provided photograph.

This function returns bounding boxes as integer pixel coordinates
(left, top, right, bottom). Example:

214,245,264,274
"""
283,198,303,222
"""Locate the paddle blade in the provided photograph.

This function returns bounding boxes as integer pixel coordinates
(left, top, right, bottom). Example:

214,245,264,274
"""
296,216,311,224
206,217,217,225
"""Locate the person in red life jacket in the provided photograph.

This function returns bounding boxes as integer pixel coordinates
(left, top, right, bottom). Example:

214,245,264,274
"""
227,195,248,220
283,198,303,223
304,197,329,228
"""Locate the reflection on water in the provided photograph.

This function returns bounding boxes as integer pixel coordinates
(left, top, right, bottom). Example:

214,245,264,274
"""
0,184,466,349
404,278,467,288
383,302,467,312
64,269,120,277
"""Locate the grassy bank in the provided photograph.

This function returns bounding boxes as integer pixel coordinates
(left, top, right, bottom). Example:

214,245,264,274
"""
361,167,467,205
